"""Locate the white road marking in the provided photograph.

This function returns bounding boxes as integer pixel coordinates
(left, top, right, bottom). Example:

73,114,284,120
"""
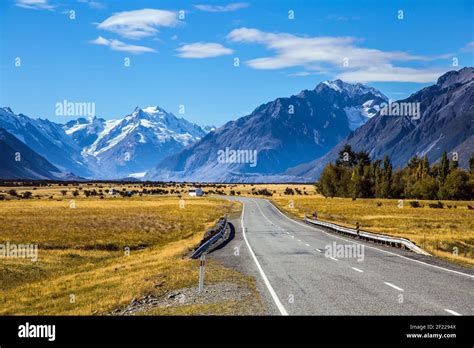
290,235,295,238
240,201,289,316
444,309,462,316
305,243,310,247
266,200,474,279
297,239,302,242
315,249,322,253
384,282,404,291
352,267,364,273
328,256,338,261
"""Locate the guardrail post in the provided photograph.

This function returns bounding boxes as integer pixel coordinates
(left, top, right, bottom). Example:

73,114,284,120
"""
198,254,205,293
356,222,360,238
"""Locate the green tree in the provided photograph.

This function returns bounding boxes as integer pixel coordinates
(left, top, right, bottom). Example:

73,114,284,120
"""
438,151,449,183
469,153,474,175
380,155,393,198
318,163,338,197
439,169,471,200
411,176,439,200
335,144,357,167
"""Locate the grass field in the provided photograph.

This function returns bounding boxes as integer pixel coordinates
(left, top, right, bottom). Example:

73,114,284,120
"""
0,182,472,315
270,195,474,267
0,188,264,315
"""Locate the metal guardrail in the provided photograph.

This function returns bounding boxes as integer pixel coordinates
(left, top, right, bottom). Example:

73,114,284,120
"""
191,216,228,259
304,215,430,256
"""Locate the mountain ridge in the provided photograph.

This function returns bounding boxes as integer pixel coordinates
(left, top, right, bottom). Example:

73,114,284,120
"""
145,79,388,182
285,67,474,180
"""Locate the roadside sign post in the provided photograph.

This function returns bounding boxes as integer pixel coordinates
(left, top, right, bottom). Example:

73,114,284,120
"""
198,254,205,293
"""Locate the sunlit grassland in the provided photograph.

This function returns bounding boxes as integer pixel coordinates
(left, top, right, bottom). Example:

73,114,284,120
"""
0,193,261,315
270,195,474,268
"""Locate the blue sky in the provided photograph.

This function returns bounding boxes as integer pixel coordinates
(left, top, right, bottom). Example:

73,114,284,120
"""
1,0,473,127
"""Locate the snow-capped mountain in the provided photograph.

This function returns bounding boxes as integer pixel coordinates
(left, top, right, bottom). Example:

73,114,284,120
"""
0,107,91,177
63,106,210,178
0,105,211,179
319,79,388,130
286,67,474,180
145,80,388,183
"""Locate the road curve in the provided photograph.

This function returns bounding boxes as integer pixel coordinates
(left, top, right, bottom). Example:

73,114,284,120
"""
223,196,473,316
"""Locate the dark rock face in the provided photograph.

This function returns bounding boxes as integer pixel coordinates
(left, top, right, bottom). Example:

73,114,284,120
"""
286,67,474,181
0,128,63,180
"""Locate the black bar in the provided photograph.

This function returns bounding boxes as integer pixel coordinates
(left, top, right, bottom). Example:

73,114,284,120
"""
0,316,472,347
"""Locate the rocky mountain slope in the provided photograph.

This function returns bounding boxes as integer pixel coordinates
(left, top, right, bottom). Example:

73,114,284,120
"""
286,67,474,180
0,128,70,180
145,80,387,182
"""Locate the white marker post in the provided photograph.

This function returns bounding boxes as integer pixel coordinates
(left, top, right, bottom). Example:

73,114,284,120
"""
198,254,205,293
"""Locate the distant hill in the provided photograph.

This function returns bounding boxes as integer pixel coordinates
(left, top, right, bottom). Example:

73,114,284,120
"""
0,128,72,180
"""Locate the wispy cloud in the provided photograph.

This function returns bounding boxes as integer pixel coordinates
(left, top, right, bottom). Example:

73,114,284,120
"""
336,65,446,83
227,27,448,83
461,41,474,52
287,71,325,77
326,15,360,21
78,0,105,9
90,36,156,54
97,9,181,40
194,2,249,12
15,0,56,10
176,42,234,58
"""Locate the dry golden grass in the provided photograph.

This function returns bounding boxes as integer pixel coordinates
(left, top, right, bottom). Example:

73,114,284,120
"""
0,189,262,315
270,195,474,267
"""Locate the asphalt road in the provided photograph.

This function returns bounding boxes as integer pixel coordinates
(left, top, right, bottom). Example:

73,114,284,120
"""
217,196,474,316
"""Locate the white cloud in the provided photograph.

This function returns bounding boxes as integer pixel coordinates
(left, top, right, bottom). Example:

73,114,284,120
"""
194,2,249,12
461,41,474,52
226,27,448,83
78,0,105,9
176,42,234,58
336,65,447,83
90,36,156,54
97,9,181,39
15,0,55,10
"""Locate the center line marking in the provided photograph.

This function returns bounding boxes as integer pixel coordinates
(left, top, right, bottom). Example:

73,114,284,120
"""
328,256,338,261
444,309,462,316
315,249,322,253
297,239,301,242
351,267,364,273
384,282,404,291
305,243,310,247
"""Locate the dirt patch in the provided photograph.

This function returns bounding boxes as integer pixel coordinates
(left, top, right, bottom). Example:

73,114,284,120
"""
110,281,259,315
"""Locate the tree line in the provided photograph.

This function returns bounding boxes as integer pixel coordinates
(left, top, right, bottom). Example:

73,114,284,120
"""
317,144,474,200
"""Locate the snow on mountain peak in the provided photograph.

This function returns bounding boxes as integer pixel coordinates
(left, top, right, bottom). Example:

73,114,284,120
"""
142,105,165,114
58,105,214,178
320,79,388,100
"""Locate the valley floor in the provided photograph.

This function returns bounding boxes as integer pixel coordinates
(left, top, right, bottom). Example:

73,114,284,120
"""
0,189,264,315
0,182,472,315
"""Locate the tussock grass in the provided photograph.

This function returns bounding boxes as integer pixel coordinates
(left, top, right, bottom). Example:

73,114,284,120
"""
0,191,260,315
271,195,474,267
